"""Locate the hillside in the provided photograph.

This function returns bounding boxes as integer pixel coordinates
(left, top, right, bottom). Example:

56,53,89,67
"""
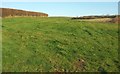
0,8,48,17
2,17,119,72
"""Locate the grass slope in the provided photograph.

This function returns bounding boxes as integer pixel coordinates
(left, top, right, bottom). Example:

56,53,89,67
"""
2,17,119,72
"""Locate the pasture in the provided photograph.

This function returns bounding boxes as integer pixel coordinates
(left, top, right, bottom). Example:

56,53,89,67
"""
2,17,119,72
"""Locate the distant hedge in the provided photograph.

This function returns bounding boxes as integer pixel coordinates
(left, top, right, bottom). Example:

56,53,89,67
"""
71,15,118,19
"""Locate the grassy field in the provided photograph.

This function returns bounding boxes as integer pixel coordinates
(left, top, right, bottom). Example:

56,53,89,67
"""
2,17,119,72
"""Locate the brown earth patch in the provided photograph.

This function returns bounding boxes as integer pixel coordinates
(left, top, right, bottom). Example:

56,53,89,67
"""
74,58,86,71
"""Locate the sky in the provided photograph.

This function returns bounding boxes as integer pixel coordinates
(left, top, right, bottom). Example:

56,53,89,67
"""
2,0,120,2
2,2,118,17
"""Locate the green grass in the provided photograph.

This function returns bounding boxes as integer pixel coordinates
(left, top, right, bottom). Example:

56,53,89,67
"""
2,17,119,72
